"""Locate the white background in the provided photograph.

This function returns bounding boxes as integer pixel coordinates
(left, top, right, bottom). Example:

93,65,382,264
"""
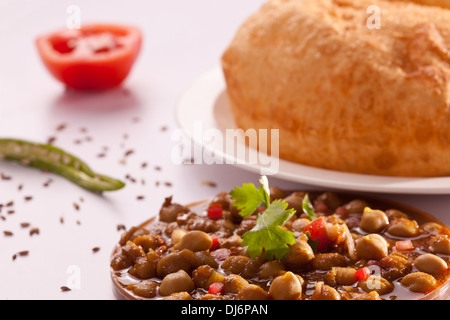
0,0,449,300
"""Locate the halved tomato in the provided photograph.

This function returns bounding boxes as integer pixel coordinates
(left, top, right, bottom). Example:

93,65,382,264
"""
36,24,142,91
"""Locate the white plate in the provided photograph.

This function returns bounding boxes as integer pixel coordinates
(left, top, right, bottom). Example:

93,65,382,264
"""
175,66,450,194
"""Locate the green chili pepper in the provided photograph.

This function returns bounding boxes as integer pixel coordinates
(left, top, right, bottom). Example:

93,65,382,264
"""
0,138,125,192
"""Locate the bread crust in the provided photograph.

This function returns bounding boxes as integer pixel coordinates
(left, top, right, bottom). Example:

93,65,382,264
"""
222,0,450,177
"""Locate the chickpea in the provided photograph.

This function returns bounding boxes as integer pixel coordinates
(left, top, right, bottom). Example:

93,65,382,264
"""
414,254,448,275
174,230,212,252
360,208,389,233
171,229,187,244
159,270,195,296
237,284,269,300
342,200,368,214
400,272,437,293
221,255,251,275
269,187,286,202
358,275,394,295
350,291,382,300
290,218,310,232
429,235,450,255
310,282,341,300
220,235,243,248
385,209,408,221
284,238,315,268
324,267,357,286
223,274,249,294
164,292,193,300
421,222,443,235
312,253,348,271
156,249,200,278
192,265,225,289
356,234,389,260
387,218,419,237
283,192,306,213
268,272,303,300
127,280,158,298
159,198,189,222
316,192,342,210
128,251,159,279
195,251,219,269
258,261,285,279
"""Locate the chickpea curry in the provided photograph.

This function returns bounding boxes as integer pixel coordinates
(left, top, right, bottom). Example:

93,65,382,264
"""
111,178,450,300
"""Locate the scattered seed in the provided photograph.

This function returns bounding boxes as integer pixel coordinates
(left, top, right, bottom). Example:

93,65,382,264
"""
7,210,15,215
12,250,30,260
164,181,173,187
29,228,40,236
141,162,148,168
60,286,71,292
47,136,56,145
136,195,145,200
43,178,53,187
160,125,168,132
24,196,33,202
6,201,14,207
154,166,162,171
20,222,30,228
0,173,11,180
55,123,67,131
201,180,217,188
117,224,126,231
17,184,23,191
124,149,134,157
92,247,100,253
59,217,64,224
73,203,80,211
3,230,13,236
97,153,106,158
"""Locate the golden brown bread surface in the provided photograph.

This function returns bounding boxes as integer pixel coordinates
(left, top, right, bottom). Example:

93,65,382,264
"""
389,0,450,9
222,0,450,177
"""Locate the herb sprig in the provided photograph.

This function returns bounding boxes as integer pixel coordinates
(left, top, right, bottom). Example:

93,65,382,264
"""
230,176,296,260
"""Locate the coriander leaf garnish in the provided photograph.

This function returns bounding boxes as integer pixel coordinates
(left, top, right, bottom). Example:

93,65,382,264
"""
241,200,296,260
230,176,297,260
258,175,271,206
302,193,318,221
229,182,268,218
304,230,319,252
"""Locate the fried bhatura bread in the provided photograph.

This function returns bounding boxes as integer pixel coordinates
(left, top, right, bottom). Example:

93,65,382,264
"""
222,0,450,177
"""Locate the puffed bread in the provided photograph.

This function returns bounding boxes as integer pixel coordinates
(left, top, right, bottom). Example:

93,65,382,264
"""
222,0,450,177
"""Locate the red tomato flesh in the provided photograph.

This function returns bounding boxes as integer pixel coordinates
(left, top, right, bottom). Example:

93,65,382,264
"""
303,217,332,252
208,282,224,295
207,204,223,219
355,267,371,281
36,24,142,90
